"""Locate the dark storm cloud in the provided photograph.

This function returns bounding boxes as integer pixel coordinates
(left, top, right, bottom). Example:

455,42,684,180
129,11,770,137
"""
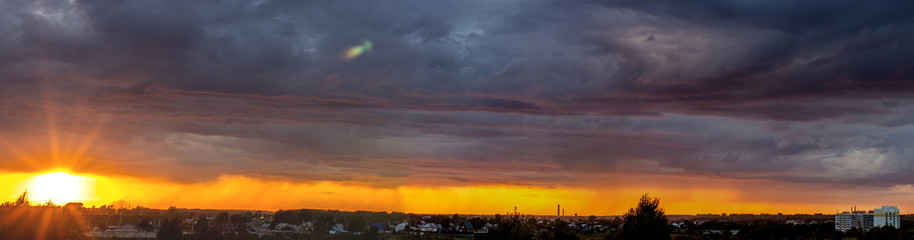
1,0,914,187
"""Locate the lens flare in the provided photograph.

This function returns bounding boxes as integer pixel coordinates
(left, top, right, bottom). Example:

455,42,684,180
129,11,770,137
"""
339,40,373,61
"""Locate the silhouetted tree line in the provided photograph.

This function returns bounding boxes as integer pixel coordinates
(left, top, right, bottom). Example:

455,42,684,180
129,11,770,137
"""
0,191,88,240
3,190,914,239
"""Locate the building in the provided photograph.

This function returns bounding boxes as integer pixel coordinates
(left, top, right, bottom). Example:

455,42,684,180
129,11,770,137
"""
835,206,900,232
63,202,84,210
86,224,156,239
835,210,872,232
874,206,901,228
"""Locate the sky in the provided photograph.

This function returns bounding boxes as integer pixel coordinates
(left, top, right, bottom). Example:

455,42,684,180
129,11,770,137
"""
2,0,914,215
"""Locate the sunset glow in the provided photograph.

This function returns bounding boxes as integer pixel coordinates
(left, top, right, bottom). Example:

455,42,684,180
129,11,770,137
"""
26,171,92,204
2,0,914,222
2,169,913,215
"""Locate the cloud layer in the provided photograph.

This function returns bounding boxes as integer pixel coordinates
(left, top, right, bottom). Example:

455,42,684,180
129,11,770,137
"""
1,0,914,190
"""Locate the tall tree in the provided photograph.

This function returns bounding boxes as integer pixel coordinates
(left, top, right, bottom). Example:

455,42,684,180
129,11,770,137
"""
14,190,29,206
214,212,229,225
158,216,182,240
297,209,314,224
620,194,670,240
313,212,334,237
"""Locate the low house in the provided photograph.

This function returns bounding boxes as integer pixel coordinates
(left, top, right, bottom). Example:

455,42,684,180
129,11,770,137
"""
392,222,407,232
64,202,83,210
244,222,273,237
417,223,440,232
329,223,349,234
86,223,156,239
274,222,305,233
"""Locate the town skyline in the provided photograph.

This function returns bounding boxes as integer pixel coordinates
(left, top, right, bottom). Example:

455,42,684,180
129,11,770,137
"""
8,193,895,239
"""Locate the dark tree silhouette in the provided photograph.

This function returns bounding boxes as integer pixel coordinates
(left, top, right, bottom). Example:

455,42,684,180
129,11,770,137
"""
157,216,182,240
344,213,367,233
298,209,314,224
552,218,581,240
452,213,464,224
313,212,334,237
470,217,486,230
14,190,29,206
620,193,670,240
214,211,229,225
479,214,534,240
192,214,221,240
864,226,900,240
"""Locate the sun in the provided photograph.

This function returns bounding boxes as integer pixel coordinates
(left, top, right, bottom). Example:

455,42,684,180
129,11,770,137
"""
28,171,91,204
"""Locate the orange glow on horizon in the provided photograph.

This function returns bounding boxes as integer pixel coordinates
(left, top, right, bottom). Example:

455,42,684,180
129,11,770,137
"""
8,85,878,215
3,170,914,215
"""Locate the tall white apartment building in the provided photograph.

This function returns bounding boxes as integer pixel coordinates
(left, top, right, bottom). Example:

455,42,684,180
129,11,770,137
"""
835,206,900,232
873,206,900,228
